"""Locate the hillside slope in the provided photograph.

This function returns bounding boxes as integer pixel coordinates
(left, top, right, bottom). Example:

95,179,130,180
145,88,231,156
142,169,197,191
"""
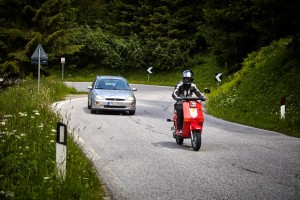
207,38,300,137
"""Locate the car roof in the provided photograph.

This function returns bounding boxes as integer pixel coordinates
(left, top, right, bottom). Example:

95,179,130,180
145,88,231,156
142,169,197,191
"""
96,75,125,80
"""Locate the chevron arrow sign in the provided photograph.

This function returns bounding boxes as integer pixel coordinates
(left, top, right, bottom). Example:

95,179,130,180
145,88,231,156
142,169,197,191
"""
215,73,222,82
147,67,153,74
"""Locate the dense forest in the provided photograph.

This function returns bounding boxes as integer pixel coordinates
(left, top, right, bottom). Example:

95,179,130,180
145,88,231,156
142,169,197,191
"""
0,0,300,88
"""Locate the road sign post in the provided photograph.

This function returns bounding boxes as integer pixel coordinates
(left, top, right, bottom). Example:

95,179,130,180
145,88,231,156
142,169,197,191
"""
147,67,153,82
31,44,48,93
215,73,222,87
38,48,41,93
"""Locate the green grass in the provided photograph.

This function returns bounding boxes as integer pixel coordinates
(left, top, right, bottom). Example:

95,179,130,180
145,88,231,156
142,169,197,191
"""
0,79,106,199
207,38,300,137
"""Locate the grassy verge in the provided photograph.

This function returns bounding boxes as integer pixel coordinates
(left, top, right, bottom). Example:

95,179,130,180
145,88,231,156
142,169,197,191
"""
207,38,300,137
0,79,106,199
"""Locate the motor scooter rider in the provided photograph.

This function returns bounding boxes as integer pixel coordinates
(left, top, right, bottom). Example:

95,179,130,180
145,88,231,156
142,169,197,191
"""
172,70,207,133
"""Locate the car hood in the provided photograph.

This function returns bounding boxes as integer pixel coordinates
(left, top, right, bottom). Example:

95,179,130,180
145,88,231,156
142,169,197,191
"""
94,89,135,100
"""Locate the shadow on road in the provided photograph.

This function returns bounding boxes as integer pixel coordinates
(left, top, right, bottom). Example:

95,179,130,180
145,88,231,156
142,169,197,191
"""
152,141,194,151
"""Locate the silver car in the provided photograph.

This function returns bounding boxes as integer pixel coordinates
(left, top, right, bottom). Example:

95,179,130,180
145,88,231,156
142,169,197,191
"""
87,76,137,115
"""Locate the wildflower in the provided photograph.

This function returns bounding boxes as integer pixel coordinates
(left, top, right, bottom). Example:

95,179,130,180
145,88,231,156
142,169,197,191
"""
35,112,40,116
0,121,5,126
44,177,50,180
31,116,35,119
38,123,43,128
20,134,26,137
25,146,29,149
51,129,57,133
19,112,27,117
4,114,13,118
5,191,14,198
50,140,55,143
33,110,39,113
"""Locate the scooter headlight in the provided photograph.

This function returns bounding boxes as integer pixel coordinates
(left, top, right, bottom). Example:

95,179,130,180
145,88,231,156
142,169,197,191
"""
190,101,197,108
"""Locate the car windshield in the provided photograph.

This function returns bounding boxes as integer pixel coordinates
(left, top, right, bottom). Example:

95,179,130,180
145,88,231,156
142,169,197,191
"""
95,79,130,90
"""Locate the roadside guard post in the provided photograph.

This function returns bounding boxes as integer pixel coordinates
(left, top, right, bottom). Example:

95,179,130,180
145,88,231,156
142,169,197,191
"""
61,57,65,81
281,97,285,119
56,122,67,180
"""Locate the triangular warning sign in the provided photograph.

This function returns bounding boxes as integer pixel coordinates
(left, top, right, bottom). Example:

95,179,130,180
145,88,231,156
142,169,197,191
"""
31,44,48,65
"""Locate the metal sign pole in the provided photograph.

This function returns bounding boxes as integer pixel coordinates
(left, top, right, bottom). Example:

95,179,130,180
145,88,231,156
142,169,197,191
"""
31,44,48,93
62,63,64,81
147,67,153,82
38,48,41,94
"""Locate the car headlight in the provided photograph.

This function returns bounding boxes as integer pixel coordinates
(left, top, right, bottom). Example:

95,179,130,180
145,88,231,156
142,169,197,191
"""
126,96,135,101
95,95,105,100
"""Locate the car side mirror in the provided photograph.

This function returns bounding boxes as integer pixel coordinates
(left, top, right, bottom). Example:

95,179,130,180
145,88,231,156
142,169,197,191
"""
204,88,210,94
132,88,137,91
87,86,92,90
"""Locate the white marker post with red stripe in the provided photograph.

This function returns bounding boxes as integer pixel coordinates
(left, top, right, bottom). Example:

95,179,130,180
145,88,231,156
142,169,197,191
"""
280,97,285,119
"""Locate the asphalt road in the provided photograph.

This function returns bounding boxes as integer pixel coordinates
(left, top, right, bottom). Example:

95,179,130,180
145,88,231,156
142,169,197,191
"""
53,82,300,200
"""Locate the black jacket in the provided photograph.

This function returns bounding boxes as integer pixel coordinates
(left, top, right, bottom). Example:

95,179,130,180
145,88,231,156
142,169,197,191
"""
172,81,206,101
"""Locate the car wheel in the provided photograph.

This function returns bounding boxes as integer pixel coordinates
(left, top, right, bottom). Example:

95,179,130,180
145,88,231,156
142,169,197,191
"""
128,110,135,115
91,109,96,114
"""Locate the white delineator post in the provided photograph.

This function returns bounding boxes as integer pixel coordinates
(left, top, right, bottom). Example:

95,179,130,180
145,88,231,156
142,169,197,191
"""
56,122,67,180
280,97,285,119
61,57,65,81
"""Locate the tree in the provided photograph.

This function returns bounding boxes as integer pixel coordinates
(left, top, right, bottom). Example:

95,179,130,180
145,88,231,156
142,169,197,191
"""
0,0,83,88
201,0,300,72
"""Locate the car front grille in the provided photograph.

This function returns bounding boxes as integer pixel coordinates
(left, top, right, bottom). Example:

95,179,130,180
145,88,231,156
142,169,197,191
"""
105,98,124,101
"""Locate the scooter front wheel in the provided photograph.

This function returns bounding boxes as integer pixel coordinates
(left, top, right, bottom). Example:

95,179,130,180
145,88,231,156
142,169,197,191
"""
176,138,184,145
191,130,201,151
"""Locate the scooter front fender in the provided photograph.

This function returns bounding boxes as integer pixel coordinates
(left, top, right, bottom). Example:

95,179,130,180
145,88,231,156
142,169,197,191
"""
189,123,202,132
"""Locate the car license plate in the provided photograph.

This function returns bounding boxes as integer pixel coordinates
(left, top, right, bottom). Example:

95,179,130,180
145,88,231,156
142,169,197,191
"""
108,102,121,106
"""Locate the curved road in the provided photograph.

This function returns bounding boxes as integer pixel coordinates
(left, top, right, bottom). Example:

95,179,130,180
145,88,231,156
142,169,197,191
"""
53,82,300,200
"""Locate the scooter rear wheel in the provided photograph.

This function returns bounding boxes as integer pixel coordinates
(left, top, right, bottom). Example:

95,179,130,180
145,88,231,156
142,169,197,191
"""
191,130,201,151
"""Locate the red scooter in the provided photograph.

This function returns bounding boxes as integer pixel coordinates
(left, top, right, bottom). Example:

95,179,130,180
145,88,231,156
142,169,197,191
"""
167,97,205,151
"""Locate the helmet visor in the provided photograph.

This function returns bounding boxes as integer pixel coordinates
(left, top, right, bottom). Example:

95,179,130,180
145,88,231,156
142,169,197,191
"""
183,77,192,83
